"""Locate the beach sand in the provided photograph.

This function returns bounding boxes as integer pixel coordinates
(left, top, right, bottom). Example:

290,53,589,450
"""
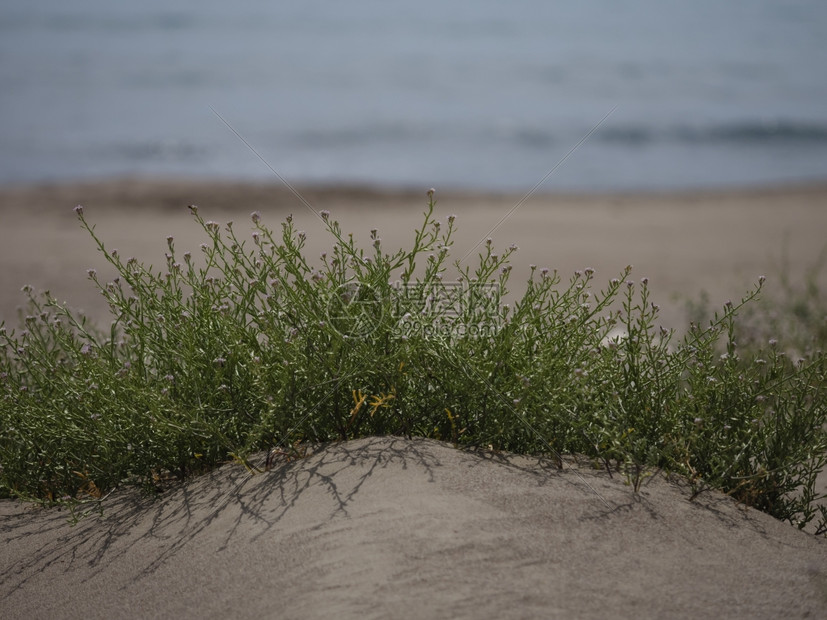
1,179,826,618
1,437,825,619
1,179,826,329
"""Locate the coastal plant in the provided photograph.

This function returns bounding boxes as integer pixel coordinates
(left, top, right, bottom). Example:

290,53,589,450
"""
686,244,827,358
0,192,825,534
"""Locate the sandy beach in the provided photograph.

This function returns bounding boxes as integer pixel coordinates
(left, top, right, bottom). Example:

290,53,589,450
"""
1,437,826,619
1,179,826,330
1,179,826,619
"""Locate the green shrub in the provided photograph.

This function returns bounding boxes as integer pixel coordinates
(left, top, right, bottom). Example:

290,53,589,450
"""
1,192,824,534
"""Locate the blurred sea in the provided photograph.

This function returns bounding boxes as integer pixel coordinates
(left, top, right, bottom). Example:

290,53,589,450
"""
1,0,826,192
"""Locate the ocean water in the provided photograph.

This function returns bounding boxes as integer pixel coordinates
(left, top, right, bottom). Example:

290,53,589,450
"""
1,0,826,192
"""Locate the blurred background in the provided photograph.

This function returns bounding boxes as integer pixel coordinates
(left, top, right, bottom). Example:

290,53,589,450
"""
1,0,826,192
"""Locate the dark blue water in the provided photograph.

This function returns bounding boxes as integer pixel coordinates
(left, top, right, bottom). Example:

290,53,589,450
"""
1,0,826,191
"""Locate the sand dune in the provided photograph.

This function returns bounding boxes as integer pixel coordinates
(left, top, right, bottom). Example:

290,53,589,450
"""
1,437,825,619
2,181,826,618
